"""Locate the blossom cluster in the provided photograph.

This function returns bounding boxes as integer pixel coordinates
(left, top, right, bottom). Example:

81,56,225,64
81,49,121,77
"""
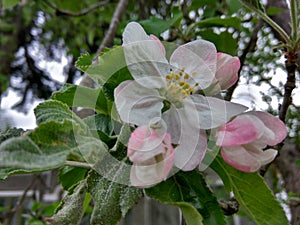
114,22,287,187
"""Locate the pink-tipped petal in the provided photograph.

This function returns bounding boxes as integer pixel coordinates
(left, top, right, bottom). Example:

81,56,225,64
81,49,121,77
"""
247,111,287,145
216,114,262,146
122,23,169,89
189,95,248,130
130,146,175,188
215,53,240,90
221,146,260,172
150,34,166,56
123,22,149,44
128,126,165,162
257,149,278,165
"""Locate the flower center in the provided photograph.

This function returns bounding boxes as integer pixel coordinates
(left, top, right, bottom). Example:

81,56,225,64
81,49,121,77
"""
164,67,198,106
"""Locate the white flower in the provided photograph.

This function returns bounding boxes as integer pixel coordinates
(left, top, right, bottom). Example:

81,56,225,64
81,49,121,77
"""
115,22,247,171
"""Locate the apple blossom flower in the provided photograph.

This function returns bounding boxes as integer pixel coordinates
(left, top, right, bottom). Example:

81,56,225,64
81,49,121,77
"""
216,111,287,172
115,22,247,171
127,125,175,188
205,52,240,95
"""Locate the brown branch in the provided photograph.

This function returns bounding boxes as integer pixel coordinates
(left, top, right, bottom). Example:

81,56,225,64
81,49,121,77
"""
219,199,239,216
76,0,128,118
1,175,38,224
224,20,263,101
44,0,109,17
94,0,129,60
260,51,298,176
279,51,297,122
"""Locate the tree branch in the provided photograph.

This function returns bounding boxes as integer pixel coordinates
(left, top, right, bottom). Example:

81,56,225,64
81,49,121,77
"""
225,20,262,101
75,0,128,118
279,51,297,122
1,175,38,224
44,0,109,17
94,0,129,60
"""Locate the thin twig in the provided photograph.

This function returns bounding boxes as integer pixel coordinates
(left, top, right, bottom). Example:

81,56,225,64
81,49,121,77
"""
65,160,92,169
94,0,129,61
225,20,262,101
44,0,109,17
1,175,38,224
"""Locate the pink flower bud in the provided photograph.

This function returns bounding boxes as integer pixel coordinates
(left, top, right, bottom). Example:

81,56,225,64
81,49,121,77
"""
215,52,240,90
127,126,174,187
216,111,287,172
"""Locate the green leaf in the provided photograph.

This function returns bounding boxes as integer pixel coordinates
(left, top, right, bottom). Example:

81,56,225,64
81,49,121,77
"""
58,166,88,190
188,0,216,11
2,0,20,9
0,120,78,172
47,180,87,225
190,17,241,30
211,156,290,225
239,0,265,12
85,46,128,86
0,136,66,171
198,30,238,55
102,66,132,101
34,100,85,128
198,139,220,171
0,168,29,180
87,171,142,225
296,159,300,167
140,7,182,36
26,218,45,225
0,128,24,144
266,6,286,16
51,84,110,115
146,170,225,225
75,52,93,72
226,0,243,15
83,114,113,135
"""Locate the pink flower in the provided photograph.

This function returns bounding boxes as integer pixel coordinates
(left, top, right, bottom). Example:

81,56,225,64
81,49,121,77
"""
215,52,240,90
216,111,287,172
205,52,240,95
127,126,175,188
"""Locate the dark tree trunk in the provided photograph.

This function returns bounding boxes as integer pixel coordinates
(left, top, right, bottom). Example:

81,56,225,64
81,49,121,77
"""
266,1,300,224
275,140,300,225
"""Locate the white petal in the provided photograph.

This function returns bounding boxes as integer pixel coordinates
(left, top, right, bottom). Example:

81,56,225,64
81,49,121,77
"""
244,143,278,165
221,146,260,172
189,95,248,129
123,22,150,44
114,80,163,125
162,103,206,170
170,40,217,89
162,105,181,144
123,23,169,89
175,129,208,171
246,111,287,145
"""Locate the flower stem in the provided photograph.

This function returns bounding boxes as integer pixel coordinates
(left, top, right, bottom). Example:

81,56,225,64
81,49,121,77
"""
290,0,299,46
241,1,290,44
65,160,92,169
